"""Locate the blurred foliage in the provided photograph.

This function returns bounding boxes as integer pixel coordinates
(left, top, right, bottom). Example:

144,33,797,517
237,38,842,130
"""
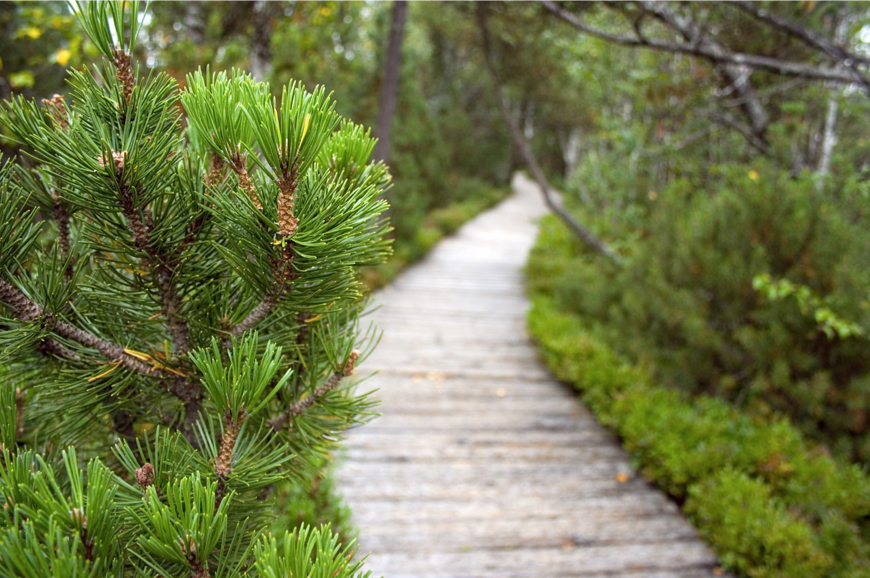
0,1,88,157
361,178,509,290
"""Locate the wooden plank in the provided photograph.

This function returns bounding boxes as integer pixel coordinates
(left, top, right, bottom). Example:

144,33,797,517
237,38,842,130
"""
360,543,718,576
354,516,702,552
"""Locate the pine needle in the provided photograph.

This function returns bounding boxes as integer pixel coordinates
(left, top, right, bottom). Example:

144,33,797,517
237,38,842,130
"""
87,361,122,382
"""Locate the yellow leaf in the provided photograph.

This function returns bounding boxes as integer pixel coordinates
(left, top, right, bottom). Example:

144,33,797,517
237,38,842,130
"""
615,472,629,483
123,348,154,362
56,49,71,67
304,314,323,323
748,170,759,181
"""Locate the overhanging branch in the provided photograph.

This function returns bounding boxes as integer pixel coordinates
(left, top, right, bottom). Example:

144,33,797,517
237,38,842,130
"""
730,1,870,93
542,1,861,85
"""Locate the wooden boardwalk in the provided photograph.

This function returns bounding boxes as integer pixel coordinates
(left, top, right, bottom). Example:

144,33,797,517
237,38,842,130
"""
337,174,722,578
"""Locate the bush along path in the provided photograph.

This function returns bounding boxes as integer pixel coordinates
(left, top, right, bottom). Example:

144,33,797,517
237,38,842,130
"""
526,215,870,578
337,173,724,578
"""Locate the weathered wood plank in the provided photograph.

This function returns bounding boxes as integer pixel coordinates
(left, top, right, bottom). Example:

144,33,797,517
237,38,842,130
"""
362,542,718,576
336,174,727,578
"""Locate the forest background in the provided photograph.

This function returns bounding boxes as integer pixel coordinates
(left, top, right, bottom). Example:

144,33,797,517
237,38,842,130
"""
5,1,870,571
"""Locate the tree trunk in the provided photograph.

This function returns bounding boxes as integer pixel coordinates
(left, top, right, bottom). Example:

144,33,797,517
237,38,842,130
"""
817,92,839,176
818,14,846,177
249,1,273,82
373,1,408,165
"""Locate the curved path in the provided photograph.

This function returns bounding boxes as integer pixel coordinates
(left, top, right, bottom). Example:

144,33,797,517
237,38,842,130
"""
337,174,722,578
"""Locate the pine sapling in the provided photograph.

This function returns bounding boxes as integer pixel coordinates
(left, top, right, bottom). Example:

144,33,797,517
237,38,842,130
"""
0,1,392,576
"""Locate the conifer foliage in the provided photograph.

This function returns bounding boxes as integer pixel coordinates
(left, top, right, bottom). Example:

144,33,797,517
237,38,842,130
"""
0,1,390,576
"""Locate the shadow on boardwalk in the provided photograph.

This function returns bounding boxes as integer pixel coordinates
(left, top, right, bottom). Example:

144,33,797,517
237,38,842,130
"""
337,174,723,578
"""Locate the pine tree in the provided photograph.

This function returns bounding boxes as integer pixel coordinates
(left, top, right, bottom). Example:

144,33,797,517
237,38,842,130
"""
0,2,391,576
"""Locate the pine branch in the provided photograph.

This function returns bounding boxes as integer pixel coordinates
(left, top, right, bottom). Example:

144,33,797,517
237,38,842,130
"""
204,153,227,189
40,95,74,277
214,412,241,508
270,350,359,430
230,293,277,339
117,175,191,355
229,151,260,209
230,152,304,340
230,246,295,339
51,193,72,266
112,49,135,102
37,332,81,361
41,94,69,130
277,158,300,238
0,277,154,375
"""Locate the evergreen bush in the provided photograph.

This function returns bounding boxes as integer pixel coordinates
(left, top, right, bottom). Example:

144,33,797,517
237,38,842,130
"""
533,164,870,462
0,2,390,575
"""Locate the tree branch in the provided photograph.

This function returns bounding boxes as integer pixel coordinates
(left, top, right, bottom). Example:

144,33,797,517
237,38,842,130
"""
731,0,870,93
478,4,620,262
541,1,861,84
0,277,156,376
270,350,359,431
231,292,278,339
635,1,769,141
709,112,773,157
230,157,302,340
118,181,191,354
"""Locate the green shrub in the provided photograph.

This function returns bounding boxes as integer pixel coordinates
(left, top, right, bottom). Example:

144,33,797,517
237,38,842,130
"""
528,162,870,462
526,295,870,576
686,469,833,578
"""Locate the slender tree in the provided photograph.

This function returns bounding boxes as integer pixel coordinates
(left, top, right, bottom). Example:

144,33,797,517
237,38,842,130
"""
477,4,619,261
0,1,390,576
372,1,407,165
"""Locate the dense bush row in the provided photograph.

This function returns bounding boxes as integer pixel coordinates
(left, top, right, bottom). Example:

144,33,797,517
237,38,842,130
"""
527,290,870,577
547,164,870,463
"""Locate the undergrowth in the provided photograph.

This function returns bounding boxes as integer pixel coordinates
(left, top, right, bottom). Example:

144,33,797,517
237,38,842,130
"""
526,215,870,578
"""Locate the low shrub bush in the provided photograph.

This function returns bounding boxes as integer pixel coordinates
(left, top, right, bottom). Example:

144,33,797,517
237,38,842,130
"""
527,294,870,577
